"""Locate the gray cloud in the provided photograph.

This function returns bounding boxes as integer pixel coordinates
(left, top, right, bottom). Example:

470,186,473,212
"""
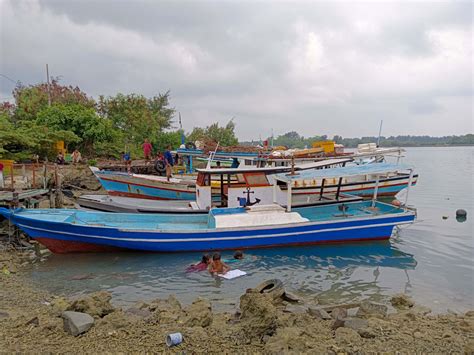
1,0,472,139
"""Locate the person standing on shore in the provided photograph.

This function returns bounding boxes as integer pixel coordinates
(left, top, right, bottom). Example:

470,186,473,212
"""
164,145,174,181
71,149,82,164
142,139,153,161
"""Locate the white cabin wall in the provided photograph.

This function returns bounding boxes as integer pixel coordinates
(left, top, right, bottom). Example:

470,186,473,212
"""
196,185,212,209
227,185,287,208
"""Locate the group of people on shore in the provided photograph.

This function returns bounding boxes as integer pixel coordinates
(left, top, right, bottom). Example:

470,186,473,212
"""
55,149,82,165
186,251,245,275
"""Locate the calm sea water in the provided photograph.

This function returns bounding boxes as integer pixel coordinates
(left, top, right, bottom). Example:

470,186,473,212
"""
28,147,473,312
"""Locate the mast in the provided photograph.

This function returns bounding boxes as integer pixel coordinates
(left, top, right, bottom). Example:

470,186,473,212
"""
376,120,383,147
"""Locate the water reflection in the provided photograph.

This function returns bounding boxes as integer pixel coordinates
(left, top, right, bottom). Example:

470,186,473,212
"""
30,240,416,310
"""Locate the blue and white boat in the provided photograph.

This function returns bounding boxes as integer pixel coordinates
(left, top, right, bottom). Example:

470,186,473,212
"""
0,164,416,254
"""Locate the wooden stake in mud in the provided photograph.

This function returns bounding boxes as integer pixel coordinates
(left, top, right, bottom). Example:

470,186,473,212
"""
32,164,36,188
54,164,63,208
42,164,47,189
10,165,14,189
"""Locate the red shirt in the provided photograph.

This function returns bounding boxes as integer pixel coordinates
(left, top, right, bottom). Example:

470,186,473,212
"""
142,142,152,154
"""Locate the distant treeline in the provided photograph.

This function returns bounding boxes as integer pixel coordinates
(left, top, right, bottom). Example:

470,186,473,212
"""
333,134,474,148
242,131,474,149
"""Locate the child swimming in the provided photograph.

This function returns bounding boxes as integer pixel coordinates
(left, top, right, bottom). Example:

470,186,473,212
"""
208,252,230,275
186,254,211,272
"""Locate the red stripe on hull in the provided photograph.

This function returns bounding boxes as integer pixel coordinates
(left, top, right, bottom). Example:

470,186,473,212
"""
35,238,125,254
34,236,390,254
99,176,194,193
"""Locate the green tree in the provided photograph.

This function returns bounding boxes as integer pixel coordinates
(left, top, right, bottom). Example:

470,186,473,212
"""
187,119,238,147
13,79,95,122
36,104,116,155
0,112,80,161
98,91,175,149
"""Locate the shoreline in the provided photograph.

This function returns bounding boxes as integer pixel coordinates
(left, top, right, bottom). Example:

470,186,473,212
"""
1,249,473,353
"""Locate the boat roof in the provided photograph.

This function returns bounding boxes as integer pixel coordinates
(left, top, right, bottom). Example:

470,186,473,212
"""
197,166,289,174
295,158,352,170
196,158,353,175
274,163,413,184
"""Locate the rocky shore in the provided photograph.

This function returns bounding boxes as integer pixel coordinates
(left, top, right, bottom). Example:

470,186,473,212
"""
1,249,473,353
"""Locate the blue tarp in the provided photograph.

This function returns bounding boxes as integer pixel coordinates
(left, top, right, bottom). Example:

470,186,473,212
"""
274,163,413,182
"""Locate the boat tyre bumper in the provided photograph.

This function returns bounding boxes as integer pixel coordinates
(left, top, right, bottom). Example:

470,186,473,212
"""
254,279,285,300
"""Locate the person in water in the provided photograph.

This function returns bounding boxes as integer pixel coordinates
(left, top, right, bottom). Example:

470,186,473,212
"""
234,250,244,260
186,254,211,272
208,252,230,275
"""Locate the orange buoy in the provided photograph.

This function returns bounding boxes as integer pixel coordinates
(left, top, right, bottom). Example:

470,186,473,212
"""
391,199,401,207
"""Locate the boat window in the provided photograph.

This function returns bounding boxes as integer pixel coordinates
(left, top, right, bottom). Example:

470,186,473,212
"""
236,174,246,184
196,173,210,186
243,173,270,186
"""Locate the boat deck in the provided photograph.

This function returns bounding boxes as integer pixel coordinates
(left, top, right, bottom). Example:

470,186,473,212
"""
14,201,406,231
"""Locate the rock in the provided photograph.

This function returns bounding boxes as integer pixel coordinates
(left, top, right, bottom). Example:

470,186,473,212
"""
148,296,183,324
149,295,182,313
98,311,129,330
344,318,375,338
413,331,423,339
344,318,369,331
409,305,432,316
335,327,361,345
264,327,308,353
51,297,71,316
464,341,474,354
70,291,115,318
357,300,388,318
184,298,213,328
134,301,150,310
70,273,95,280
124,307,151,319
25,317,39,326
346,307,360,317
62,311,94,336
332,317,345,330
283,304,307,314
331,307,348,320
390,294,414,310
239,289,278,339
465,311,474,318
281,291,302,303
307,307,332,320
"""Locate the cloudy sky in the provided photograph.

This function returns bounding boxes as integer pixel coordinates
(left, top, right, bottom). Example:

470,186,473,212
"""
1,0,472,140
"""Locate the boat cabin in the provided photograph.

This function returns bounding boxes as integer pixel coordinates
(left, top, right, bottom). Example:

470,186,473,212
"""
195,162,415,212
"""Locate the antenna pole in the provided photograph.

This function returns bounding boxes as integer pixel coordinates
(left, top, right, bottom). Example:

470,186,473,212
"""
376,120,383,147
46,64,51,107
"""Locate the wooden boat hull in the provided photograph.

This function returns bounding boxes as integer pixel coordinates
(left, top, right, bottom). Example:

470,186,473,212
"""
95,170,418,201
0,203,416,253
95,171,196,200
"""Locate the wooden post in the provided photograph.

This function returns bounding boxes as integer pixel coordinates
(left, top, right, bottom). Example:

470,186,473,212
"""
12,191,19,208
43,164,47,189
54,164,63,208
32,164,36,188
22,164,26,185
10,165,14,189
54,164,58,188
335,177,343,200
319,179,326,201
